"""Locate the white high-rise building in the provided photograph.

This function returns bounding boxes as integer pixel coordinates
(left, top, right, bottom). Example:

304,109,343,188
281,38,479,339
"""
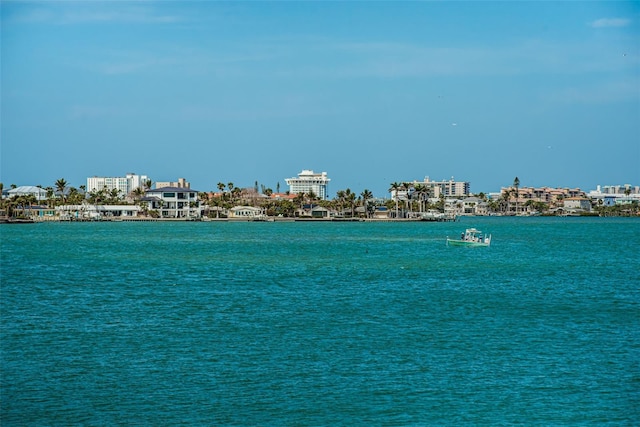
87,173,149,196
285,170,331,200
409,176,470,198
394,177,470,200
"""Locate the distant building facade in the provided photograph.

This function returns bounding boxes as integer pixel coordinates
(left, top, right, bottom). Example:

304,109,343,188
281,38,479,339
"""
499,186,587,205
588,184,640,205
285,170,331,200
418,177,470,197
563,197,592,212
591,184,640,195
155,178,190,189
393,177,470,200
87,173,149,196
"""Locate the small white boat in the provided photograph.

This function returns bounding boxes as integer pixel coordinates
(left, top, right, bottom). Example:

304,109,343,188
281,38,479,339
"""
447,228,491,247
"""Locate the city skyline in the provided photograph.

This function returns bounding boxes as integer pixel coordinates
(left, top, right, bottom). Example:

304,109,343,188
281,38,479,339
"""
2,169,636,201
2,2,639,198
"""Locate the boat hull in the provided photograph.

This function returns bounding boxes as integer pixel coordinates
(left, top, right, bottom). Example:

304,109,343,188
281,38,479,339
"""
446,238,490,247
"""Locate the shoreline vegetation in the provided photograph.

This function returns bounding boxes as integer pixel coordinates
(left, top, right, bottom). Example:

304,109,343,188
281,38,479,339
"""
0,216,458,224
2,211,635,224
1,177,638,222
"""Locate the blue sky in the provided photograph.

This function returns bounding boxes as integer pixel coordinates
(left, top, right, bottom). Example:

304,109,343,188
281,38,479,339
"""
2,1,638,198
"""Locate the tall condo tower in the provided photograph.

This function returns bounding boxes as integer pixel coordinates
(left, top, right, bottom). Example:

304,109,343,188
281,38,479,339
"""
285,170,331,200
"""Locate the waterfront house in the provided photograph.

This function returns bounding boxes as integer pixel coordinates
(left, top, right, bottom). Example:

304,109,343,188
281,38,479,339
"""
444,198,463,217
7,186,48,201
373,206,390,219
143,187,200,219
461,197,484,215
56,204,141,220
229,206,263,219
311,206,330,218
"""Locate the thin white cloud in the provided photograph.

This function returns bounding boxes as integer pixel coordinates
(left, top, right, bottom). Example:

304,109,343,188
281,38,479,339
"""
100,60,159,76
281,39,614,79
590,18,631,28
10,4,182,25
544,79,639,104
68,105,125,120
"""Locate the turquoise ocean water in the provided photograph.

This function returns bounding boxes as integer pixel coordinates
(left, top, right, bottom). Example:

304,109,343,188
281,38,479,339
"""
1,217,639,425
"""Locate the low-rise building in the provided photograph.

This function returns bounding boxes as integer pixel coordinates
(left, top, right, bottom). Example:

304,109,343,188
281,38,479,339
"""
142,187,200,219
56,204,141,220
499,186,587,208
311,206,330,218
563,197,592,212
373,206,390,219
7,185,48,201
444,198,463,217
229,206,263,219
460,197,490,216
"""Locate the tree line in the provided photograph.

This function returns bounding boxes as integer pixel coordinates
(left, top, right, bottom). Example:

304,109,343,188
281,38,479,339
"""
1,177,638,219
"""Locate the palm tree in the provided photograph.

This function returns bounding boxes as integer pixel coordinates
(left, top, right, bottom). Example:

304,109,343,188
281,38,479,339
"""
335,190,345,216
55,178,67,205
412,184,425,214
68,187,83,205
45,187,55,208
108,188,121,204
487,198,500,214
216,182,226,200
344,188,356,217
24,194,36,218
293,193,305,216
360,189,373,218
132,187,145,205
231,187,241,205
389,182,402,219
402,183,414,217
500,189,512,214
307,190,318,206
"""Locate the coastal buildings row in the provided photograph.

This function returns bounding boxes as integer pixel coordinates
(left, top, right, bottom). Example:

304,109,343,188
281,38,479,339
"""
3,170,639,220
12,190,635,221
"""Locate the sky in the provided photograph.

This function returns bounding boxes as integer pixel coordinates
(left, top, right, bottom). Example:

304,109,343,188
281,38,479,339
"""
2,1,639,198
